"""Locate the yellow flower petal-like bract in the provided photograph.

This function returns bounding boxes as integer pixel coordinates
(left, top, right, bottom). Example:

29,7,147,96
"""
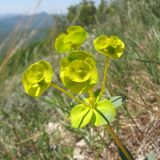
22,60,53,97
55,26,87,53
60,50,98,93
94,35,125,59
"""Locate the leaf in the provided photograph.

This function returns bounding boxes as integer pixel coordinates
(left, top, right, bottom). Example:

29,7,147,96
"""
145,152,157,160
71,104,93,128
118,145,134,160
110,96,123,109
92,99,116,126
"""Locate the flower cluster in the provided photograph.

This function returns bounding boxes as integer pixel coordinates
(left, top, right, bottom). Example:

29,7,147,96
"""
21,26,134,160
60,50,98,93
22,26,125,128
55,26,87,53
22,60,53,97
94,35,125,59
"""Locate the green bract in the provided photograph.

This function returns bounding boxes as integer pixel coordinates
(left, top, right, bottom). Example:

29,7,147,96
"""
55,26,88,53
94,35,125,59
71,104,93,128
110,96,123,109
92,99,116,126
71,99,116,128
60,50,98,93
22,60,53,97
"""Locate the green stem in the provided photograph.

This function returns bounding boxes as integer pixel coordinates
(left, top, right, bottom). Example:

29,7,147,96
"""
97,57,110,102
50,82,88,106
95,109,133,160
105,125,132,160
88,89,96,108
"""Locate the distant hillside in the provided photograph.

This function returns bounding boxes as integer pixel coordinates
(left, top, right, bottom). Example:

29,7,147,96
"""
0,12,55,41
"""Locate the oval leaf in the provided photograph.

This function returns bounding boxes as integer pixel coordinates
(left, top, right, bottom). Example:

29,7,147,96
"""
92,99,116,126
110,96,123,109
71,104,93,128
145,152,157,160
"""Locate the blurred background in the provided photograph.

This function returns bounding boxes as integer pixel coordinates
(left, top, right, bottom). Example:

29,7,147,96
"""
0,0,159,159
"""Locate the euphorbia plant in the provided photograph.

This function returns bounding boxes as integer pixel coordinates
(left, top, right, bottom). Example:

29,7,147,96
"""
22,26,134,160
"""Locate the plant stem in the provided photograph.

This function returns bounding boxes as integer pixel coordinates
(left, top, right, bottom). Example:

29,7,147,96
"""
105,125,132,160
97,57,110,102
50,82,88,106
95,109,133,160
88,89,96,108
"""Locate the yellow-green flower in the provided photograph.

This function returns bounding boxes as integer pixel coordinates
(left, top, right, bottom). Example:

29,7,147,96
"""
60,50,98,93
22,60,53,97
55,26,87,53
94,35,125,59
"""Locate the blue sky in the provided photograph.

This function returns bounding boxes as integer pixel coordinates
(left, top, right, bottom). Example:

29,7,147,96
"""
0,0,99,15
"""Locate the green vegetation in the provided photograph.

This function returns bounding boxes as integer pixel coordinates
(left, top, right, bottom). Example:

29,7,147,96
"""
67,0,97,26
0,0,160,159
